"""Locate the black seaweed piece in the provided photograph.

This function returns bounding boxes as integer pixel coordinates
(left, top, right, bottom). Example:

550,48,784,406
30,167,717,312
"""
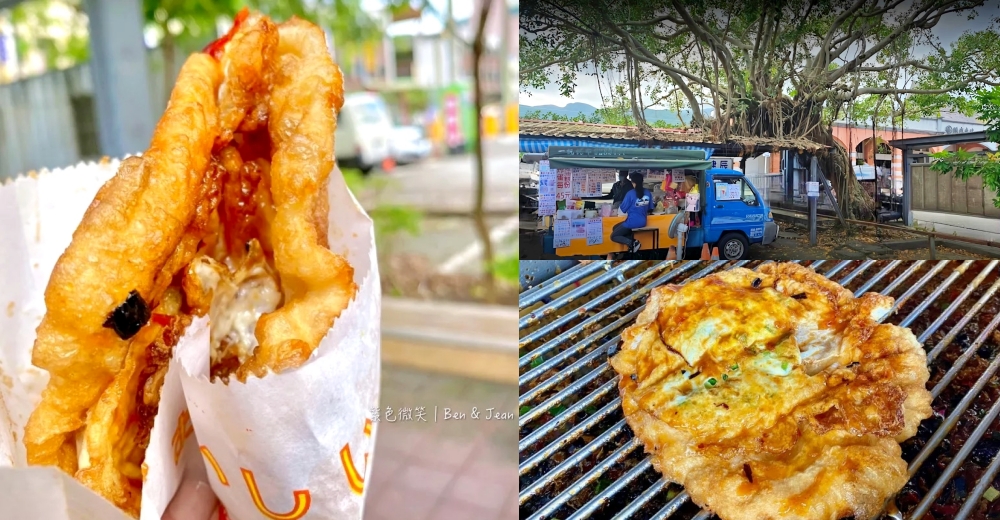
102,289,151,340
792,293,808,299
751,277,762,288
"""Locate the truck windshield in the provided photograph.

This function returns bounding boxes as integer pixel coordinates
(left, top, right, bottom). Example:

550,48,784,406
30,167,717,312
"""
713,178,758,207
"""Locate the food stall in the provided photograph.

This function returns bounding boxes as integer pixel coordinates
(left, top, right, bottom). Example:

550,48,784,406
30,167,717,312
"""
537,146,712,256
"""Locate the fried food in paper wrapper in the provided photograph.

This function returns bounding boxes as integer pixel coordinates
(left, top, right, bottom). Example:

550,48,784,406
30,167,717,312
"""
0,10,379,520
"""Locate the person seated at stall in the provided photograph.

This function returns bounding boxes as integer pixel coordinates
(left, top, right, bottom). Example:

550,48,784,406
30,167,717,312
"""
598,169,632,213
608,171,651,259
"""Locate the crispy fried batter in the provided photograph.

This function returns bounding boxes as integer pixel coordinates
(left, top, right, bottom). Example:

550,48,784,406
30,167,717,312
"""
237,18,354,381
23,54,223,474
76,290,189,516
24,9,357,516
610,263,932,520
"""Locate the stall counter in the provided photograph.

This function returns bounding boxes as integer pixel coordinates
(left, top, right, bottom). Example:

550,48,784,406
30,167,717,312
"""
555,214,680,257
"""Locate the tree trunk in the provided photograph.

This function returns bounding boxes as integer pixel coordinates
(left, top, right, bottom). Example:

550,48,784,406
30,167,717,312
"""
472,0,495,301
805,126,873,221
744,98,874,219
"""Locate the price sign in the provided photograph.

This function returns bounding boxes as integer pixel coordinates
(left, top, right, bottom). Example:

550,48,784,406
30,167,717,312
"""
586,218,603,245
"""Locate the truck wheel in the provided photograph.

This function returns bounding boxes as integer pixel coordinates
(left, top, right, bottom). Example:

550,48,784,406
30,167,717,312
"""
717,233,749,260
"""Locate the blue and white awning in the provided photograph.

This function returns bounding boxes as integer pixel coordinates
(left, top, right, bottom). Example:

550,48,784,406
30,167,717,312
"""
519,137,714,159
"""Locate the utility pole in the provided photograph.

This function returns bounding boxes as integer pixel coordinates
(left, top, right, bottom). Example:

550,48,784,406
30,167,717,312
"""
446,0,455,84
809,155,818,246
499,0,510,123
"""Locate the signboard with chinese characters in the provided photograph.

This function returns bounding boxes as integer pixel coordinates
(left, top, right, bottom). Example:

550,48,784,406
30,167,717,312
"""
553,219,571,248
715,182,741,201
645,170,666,183
570,169,586,198
556,171,572,201
538,170,557,215
711,157,733,170
586,218,603,245
571,219,588,239
591,169,617,184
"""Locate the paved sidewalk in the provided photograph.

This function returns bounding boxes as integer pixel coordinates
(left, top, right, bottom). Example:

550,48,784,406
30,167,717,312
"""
363,366,518,520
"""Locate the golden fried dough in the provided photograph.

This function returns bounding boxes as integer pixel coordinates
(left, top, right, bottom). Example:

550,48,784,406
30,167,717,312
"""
23,53,222,474
24,9,358,516
610,263,932,520
237,18,354,380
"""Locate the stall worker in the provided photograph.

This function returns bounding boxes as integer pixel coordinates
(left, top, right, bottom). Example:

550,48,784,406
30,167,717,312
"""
608,171,651,259
598,169,632,213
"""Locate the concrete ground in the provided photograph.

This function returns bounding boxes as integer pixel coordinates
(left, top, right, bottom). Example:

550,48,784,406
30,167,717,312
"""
366,136,518,215
754,223,1000,260
363,366,517,520
520,222,999,261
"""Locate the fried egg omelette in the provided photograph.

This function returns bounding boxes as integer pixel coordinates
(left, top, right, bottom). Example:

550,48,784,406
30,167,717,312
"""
609,262,932,520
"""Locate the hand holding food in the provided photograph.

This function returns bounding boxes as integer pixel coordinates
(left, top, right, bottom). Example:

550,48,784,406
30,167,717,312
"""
21,9,356,516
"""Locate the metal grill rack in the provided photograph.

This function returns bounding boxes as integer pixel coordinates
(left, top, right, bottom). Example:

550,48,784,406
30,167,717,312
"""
518,260,1000,520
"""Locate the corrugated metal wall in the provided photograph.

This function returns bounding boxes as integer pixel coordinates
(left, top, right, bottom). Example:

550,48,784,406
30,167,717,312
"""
0,47,180,180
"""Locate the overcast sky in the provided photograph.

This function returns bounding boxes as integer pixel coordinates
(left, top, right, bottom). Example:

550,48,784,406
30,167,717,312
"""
520,7,1000,108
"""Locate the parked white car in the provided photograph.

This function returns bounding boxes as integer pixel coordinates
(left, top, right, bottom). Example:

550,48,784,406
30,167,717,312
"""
335,92,393,174
389,126,431,164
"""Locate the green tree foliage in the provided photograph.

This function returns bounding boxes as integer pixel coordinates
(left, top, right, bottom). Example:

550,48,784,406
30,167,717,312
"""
9,0,89,70
930,86,1000,207
144,0,377,105
491,254,518,284
341,169,423,255
521,0,1000,217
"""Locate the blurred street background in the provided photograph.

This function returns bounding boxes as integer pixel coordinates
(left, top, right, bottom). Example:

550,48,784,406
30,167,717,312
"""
0,0,518,517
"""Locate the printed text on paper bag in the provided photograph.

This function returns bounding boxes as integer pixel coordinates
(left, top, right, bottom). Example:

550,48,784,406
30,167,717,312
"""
196,417,373,519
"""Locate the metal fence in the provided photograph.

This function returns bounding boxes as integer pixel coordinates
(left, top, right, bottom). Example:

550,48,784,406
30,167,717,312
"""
0,47,179,180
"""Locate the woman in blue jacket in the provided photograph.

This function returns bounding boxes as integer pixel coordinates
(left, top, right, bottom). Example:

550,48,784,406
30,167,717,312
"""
609,171,651,258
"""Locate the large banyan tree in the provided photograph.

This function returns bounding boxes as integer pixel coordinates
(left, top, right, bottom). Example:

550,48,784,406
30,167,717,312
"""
521,0,1000,218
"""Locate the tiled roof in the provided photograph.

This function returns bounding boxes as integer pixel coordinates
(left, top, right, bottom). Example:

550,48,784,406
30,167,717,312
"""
938,111,983,125
518,119,826,151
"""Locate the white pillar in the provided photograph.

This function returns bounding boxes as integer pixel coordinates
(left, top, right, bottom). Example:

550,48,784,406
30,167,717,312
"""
892,151,903,195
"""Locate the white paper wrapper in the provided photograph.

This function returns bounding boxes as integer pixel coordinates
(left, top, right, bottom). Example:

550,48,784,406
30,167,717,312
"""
0,158,380,520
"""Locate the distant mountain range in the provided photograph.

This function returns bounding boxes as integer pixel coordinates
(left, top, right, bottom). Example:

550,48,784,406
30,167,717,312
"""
519,102,713,126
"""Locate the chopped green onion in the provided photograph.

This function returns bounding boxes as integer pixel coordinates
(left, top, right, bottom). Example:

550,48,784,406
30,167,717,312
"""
666,488,679,500
781,361,789,371
722,374,729,381
584,405,598,415
550,404,568,416
984,486,999,502
530,356,545,368
519,405,531,416
706,378,718,387
731,364,739,371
